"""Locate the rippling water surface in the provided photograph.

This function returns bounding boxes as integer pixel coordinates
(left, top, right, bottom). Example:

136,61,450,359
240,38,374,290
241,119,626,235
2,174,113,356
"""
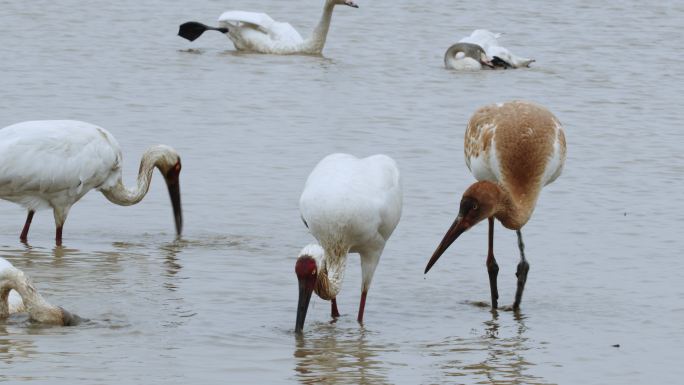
1,0,683,383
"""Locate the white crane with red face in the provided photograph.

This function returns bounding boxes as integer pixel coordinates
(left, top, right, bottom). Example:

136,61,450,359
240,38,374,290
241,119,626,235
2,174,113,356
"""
295,153,402,333
0,120,183,245
425,101,566,310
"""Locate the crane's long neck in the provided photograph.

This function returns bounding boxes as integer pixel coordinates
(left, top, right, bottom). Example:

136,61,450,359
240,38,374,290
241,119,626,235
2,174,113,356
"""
303,1,336,54
494,183,540,230
101,150,160,206
0,267,63,324
314,244,349,300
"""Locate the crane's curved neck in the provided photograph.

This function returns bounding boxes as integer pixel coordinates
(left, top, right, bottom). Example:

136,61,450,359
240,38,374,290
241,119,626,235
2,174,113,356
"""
101,148,166,206
314,243,349,300
0,267,63,323
303,1,336,54
494,183,540,230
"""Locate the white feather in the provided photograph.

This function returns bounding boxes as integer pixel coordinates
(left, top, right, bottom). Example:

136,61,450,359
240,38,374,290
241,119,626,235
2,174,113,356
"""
300,153,402,293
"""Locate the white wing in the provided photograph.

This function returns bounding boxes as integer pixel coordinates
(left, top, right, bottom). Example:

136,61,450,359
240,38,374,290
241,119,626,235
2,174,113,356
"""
300,154,403,248
0,120,122,210
218,11,276,32
459,29,502,51
460,30,534,68
218,10,303,45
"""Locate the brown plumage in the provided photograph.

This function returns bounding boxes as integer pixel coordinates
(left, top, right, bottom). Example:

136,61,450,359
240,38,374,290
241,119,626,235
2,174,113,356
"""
426,100,566,310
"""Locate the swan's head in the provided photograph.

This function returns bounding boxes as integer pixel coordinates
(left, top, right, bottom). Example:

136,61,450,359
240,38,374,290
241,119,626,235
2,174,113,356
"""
332,0,359,8
294,244,323,333
148,145,183,236
425,181,502,273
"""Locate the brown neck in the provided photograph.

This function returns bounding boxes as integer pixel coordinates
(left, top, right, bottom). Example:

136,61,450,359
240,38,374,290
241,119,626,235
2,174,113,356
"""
493,183,540,230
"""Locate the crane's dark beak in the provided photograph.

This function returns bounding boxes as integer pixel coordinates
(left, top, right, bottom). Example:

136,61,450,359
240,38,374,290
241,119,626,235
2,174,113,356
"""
344,0,359,8
295,279,313,333
425,215,468,274
164,161,183,236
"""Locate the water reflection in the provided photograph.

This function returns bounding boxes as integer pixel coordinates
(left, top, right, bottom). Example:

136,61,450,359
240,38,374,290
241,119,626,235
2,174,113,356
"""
293,326,391,385
428,311,553,385
0,323,37,363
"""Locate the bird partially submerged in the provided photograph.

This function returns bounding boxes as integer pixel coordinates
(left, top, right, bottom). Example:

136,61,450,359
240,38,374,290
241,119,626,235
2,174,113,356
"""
1,257,82,326
459,29,535,69
444,42,495,70
178,0,359,55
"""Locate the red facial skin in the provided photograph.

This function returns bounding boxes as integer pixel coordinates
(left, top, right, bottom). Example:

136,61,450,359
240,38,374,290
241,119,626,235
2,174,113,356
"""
295,256,318,333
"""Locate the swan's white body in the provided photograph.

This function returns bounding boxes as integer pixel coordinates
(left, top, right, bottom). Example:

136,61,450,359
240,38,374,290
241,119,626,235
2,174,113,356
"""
217,0,358,54
460,29,534,68
0,120,182,244
299,153,402,301
447,55,483,71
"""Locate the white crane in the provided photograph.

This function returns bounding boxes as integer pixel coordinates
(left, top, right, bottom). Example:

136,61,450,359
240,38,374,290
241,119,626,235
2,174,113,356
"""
0,120,183,245
425,101,566,310
1,257,81,325
178,0,359,55
295,153,402,333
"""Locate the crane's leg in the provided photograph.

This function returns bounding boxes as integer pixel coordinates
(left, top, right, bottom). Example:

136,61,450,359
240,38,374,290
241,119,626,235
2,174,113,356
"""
331,298,340,318
513,230,530,310
357,291,368,324
358,250,381,324
486,217,499,309
53,206,70,246
20,210,35,243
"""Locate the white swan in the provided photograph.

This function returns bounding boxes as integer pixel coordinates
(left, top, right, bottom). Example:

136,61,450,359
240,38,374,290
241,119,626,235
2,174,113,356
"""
178,0,359,55
459,29,535,68
444,42,494,70
0,257,81,326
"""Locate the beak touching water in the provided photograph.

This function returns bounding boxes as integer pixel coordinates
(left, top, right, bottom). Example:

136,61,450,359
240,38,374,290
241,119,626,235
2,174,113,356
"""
295,279,314,333
424,215,469,274
164,160,183,236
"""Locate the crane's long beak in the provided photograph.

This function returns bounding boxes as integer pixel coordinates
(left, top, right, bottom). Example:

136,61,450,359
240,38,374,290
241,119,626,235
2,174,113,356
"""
295,279,313,333
424,215,468,274
164,161,183,236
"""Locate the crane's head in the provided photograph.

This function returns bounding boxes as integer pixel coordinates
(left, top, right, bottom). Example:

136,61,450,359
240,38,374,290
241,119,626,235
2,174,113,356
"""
332,0,359,8
149,145,183,237
424,181,501,273
294,244,323,333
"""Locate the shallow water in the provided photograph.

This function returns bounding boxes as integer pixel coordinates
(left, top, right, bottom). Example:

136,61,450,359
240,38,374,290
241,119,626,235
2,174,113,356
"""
1,0,684,383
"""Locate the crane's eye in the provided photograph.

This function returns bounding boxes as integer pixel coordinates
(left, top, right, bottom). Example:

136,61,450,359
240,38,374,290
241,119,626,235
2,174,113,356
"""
472,203,479,211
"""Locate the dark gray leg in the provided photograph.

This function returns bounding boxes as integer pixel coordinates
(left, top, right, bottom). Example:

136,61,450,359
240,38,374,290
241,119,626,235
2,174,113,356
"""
513,230,529,310
486,217,499,309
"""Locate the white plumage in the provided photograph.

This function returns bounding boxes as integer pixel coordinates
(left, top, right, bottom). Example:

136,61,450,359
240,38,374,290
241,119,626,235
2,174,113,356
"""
0,257,23,314
294,153,402,332
179,0,359,55
0,120,183,245
459,29,535,68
